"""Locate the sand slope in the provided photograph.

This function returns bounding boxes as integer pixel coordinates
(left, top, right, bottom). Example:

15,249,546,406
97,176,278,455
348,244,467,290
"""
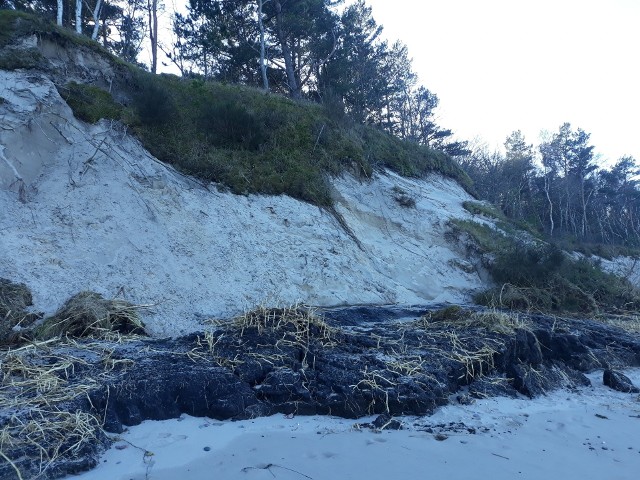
0,70,484,336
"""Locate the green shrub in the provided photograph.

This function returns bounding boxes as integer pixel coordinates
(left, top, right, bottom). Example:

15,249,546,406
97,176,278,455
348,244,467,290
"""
0,10,45,48
0,46,43,70
58,82,122,123
473,240,640,314
198,100,265,149
0,9,473,207
132,74,177,126
450,218,640,313
490,243,564,286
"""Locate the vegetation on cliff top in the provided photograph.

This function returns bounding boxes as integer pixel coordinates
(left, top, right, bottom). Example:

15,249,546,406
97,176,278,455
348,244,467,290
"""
0,9,472,207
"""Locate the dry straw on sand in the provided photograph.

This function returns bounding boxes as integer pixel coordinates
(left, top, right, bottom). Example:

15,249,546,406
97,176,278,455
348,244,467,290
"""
34,291,146,340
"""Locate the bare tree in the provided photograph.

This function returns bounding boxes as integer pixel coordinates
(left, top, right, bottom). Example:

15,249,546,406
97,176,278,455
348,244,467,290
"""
57,0,63,26
273,0,299,97
91,0,104,40
147,0,159,73
75,0,82,33
258,0,270,91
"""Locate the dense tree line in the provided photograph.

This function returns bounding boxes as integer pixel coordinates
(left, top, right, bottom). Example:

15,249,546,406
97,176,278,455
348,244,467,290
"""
1,0,149,63
166,0,467,156
3,1,639,247
2,0,467,156
460,126,640,247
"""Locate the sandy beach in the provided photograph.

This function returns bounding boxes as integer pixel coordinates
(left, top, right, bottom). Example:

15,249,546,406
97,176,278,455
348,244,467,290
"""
66,369,640,480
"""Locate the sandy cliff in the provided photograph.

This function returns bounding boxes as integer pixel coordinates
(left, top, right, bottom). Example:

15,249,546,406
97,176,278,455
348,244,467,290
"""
0,69,486,336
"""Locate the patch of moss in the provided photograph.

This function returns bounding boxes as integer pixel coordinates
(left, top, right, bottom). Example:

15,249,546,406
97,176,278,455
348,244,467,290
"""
463,201,505,220
58,82,122,123
449,219,513,254
0,46,43,70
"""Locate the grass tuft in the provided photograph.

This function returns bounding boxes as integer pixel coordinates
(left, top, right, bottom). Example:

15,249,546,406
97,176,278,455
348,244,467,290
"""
417,307,529,335
34,292,146,340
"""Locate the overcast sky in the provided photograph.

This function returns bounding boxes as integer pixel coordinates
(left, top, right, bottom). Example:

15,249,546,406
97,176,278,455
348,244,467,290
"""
364,0,640,164
161,0,639,165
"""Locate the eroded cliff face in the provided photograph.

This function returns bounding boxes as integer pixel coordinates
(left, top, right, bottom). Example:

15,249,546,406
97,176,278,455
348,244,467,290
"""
0,68,486,336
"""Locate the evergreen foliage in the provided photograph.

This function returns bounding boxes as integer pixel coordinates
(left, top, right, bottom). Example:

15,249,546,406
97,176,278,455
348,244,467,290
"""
460,126,640,248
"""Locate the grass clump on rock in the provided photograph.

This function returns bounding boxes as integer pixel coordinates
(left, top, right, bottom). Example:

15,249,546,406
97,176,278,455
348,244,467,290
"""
202,304,336,368
416,306,528,335
231,304,335,347
0,278,32,319
34,291,146,340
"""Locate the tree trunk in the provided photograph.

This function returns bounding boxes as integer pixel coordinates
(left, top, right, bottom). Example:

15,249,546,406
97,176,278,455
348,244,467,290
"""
57,0,63,26
147,0,159,74
274,0,300,98
258,0,270,91
91,0,103,41
544,173,555,236
75,0,82,34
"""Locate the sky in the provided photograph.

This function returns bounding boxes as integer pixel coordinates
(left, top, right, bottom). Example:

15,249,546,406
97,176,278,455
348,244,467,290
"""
363,0,640,165
158,0,640,166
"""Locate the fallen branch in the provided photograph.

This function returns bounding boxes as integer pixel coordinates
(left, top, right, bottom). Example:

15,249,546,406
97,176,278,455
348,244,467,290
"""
241,463,313,479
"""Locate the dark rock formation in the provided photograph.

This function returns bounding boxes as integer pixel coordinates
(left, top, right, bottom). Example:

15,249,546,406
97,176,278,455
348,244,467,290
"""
603,369,640,393
2,306,640,480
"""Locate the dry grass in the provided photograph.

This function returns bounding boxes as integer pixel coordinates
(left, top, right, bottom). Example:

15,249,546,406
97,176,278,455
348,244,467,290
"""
352,366,394,414
2,341,89,410
1,338,135,409
0,336,138,478
441,331,501,380
415,307,530,335
0,409,102,478
0,279,32,316
201,304,336,368
1,278,36,346
34,292,147,340
410,310,509,382
231,304,334,343
595,313,640,334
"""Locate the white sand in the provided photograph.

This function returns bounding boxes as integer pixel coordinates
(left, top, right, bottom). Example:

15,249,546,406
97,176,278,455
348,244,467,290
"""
0,70,485,337
66,369,640,480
